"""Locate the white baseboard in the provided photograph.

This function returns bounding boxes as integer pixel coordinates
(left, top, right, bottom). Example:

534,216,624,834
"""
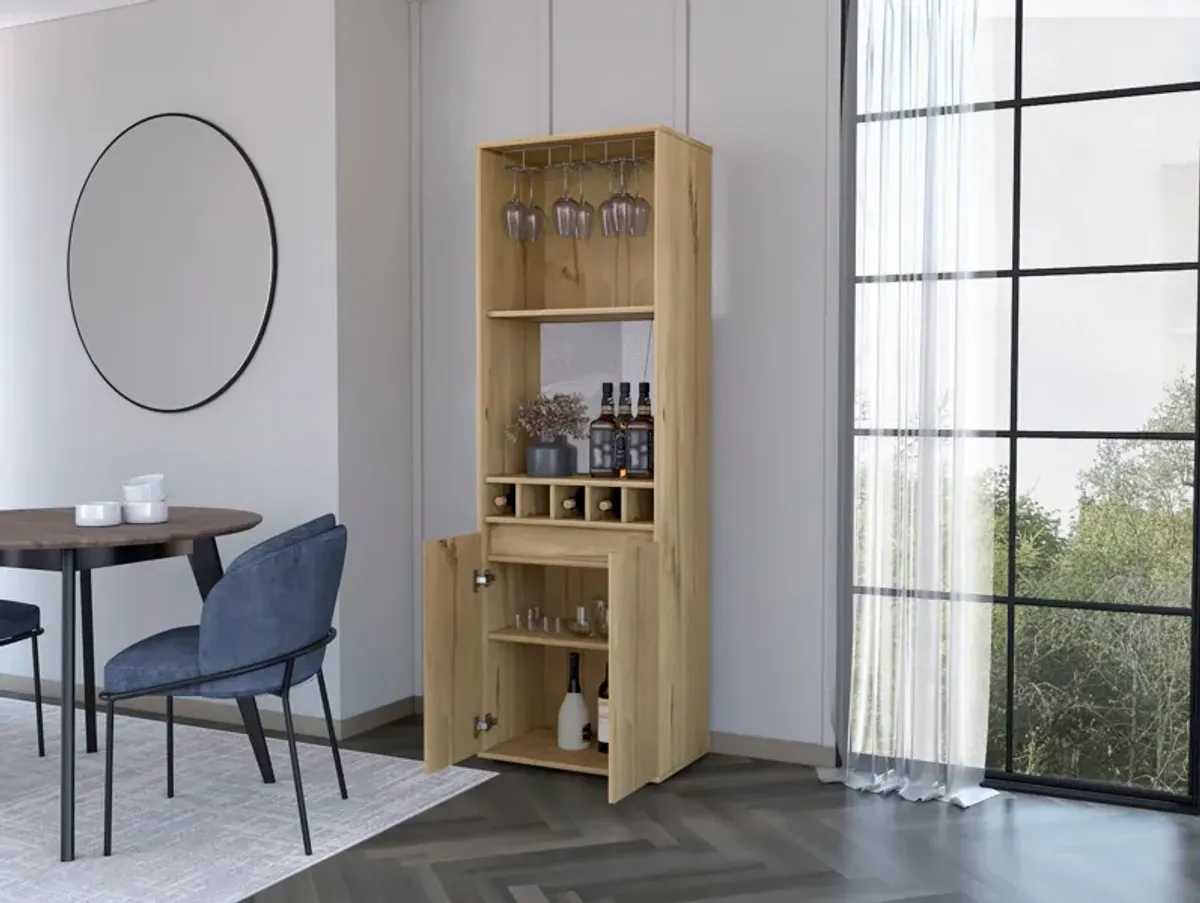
709,731,837,767
0,675,418,742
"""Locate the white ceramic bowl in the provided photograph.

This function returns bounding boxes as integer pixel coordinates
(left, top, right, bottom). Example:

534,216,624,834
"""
122,501,169,524
122,473,166,503
75,502,122,528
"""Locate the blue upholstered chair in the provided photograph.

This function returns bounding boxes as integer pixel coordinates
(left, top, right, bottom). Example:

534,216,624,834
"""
0,601,44,757
100,517,348,857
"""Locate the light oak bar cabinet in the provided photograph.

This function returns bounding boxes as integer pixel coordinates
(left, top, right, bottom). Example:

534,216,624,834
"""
423,126,712,802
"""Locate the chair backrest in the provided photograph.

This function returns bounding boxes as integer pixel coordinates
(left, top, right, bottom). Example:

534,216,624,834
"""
197,523,347,681
227,513,336,573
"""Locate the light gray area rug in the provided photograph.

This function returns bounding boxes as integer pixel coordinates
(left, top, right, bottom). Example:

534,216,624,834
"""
0,698,491,902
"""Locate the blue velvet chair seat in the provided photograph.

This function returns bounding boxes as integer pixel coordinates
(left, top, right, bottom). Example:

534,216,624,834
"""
0,600,40,638
104,625,307,699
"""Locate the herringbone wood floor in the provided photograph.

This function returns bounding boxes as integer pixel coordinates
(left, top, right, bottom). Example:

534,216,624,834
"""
243,717,1200,903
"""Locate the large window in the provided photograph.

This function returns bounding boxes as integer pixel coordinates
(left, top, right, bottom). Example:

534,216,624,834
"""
854,2,1200,805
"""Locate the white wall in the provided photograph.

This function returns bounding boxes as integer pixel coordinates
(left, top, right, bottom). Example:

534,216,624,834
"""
417,0,842,748
334,0,414,714
0,0,344,719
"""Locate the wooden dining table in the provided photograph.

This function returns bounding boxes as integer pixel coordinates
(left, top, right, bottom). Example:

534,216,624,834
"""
0,506,268,862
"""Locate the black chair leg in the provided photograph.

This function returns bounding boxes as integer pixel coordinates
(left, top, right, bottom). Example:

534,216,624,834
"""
31,634,44,758
166,697,174,799
281,683,312,856
103,700,114,857
317,669,347,800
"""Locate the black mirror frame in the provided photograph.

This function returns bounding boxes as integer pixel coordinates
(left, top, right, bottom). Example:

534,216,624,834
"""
66,112,279,414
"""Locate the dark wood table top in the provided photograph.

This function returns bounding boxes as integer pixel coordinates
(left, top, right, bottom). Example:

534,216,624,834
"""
0,506,262,550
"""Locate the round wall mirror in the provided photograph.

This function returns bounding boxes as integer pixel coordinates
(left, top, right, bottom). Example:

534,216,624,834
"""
68,114,277,413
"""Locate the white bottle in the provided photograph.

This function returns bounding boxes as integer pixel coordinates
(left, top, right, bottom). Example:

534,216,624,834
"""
557,652,590,751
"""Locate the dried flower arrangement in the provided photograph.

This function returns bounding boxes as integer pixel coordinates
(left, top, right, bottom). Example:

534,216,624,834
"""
506,392,590,443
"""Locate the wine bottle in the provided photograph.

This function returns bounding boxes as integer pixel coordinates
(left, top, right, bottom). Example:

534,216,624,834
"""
589,383,618,477
626,382,654,478
596,494,622,519
614,382,633,477
561,487,585,513
597,664,610,755
492,485,517,513
556,652,590,751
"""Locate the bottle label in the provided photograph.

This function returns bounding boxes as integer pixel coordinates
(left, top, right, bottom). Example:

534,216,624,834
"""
598,699,610,744
590,426,611,471
614,429,628,472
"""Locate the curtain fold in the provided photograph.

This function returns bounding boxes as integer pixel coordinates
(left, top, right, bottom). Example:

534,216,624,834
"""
824,0,999,808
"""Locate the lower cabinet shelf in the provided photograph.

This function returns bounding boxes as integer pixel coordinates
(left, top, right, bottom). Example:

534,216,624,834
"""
477,728,609,777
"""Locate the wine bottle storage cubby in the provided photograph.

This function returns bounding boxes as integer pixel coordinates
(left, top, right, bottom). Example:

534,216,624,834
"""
587,486,620,523
489,483,518,518
425,125,710,804
515,484,550,519
552,485,586,521
485,475,654,533
622,486,654,526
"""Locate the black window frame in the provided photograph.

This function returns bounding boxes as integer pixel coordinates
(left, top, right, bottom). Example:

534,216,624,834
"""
849,0,1200,812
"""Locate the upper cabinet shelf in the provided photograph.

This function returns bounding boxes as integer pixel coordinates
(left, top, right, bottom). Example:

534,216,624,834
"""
486,306,655,324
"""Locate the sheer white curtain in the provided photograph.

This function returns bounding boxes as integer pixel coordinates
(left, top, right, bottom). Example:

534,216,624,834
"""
826,0,1002,807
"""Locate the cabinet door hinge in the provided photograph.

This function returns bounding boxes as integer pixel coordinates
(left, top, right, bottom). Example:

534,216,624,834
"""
474,568,496,591
473,713,498,737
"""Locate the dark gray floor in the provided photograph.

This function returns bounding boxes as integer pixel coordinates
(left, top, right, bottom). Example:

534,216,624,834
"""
240,716,1200,903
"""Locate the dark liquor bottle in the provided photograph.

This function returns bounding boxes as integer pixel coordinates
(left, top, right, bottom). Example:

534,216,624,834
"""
626,382,654,478
597,664,610,755
589,382,618,477
614,382,633,477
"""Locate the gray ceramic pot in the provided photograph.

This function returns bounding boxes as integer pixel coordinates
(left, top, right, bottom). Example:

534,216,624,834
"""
526,437,577,478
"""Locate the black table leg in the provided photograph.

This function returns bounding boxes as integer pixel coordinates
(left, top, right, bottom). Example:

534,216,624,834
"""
60,549,76,863
188,536,275,784
80,570,97,755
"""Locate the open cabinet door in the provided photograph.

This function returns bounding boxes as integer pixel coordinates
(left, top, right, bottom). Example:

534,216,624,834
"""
608,540,660,802
423,533,484,772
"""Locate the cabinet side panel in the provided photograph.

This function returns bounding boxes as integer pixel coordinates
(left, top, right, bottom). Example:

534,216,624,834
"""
478,319,541,535
609,541,661,802
653,131,713,778
423,534,484,770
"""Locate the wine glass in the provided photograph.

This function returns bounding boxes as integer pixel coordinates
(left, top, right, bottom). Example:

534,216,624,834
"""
631,163,652,237
610,161,635,236
598,164,617,238
521,170,544,242
502,168,524,241
552,165,579,237
574,165,594,239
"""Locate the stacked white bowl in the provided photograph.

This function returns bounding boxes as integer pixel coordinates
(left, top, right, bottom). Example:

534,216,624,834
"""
74,473,170,527
121,473,169,523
